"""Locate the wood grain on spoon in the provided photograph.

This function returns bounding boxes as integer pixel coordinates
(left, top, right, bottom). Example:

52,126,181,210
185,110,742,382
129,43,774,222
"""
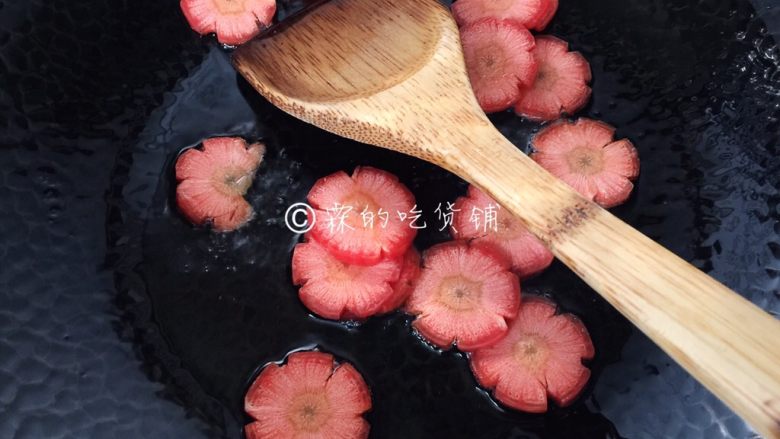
233,0,780,436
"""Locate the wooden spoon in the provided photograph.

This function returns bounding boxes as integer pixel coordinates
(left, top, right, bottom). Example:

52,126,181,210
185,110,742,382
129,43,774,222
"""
233,0,780,436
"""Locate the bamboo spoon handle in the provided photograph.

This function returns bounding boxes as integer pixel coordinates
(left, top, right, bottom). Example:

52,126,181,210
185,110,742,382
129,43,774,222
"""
449,126,780,439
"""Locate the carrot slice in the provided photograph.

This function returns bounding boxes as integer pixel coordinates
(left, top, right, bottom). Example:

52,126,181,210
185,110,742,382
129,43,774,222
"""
531,118,640,207
451,185,553,278
245,351,371,439
459,20,537,113
470,297,594,412
308,167,417,266
175,137,265,231
515,36,592,121
404,241,521,351
452,0,551,31
292,239,403,320
180,0,276,46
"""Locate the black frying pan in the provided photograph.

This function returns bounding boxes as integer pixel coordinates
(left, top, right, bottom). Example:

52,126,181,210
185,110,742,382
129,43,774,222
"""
1,0,778,438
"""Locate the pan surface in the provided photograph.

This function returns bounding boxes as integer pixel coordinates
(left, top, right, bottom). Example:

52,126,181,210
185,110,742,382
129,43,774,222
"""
0,0,779,438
